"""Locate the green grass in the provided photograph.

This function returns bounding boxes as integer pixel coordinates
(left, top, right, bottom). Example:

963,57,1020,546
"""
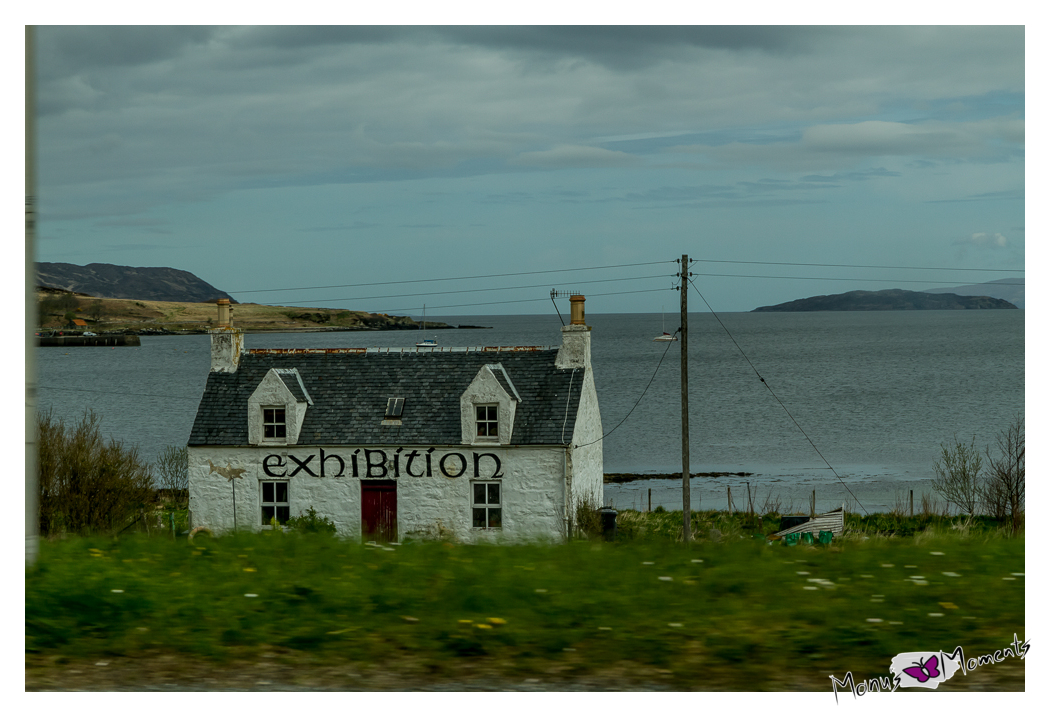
26,523,1024,689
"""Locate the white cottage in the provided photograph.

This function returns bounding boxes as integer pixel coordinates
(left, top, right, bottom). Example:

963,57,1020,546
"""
187,296,603,542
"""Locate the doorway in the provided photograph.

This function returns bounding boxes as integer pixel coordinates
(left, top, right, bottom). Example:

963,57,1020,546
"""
361,480,397,542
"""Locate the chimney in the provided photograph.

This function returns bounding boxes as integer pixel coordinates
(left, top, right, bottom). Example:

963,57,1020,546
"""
569,294,586,325
217,298,232,327
210,299,243,372
556,294,591,370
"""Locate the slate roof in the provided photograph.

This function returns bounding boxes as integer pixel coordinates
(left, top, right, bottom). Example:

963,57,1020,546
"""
274,369,311,405
189,348,585,447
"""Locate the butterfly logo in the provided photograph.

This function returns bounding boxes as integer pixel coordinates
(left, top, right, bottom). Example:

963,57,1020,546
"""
901,654,940,683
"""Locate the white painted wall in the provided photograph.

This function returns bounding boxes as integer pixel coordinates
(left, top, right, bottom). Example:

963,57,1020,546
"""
188,444,568,543
569,365,604,512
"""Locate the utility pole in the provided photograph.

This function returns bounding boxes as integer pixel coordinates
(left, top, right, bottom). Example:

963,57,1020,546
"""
680,254,690,542
26,26,38,566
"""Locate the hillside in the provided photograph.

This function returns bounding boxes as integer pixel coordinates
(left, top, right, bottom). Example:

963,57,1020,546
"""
924,277,1024,309
37,262,234,303
35,290,453,334
752,289,1018,312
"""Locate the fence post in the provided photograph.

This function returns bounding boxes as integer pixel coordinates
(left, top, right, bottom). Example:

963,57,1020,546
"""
810,489,816,517
648,488,652,513
910,490,914,517
727,485,733,513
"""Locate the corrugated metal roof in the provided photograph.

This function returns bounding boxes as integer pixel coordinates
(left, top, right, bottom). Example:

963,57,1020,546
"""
772,508,845,537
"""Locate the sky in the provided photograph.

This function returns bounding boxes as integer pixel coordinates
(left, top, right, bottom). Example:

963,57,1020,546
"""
31,24,1025,316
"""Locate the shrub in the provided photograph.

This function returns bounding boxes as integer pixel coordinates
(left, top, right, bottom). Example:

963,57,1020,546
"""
37,410,154,536
38,292,79,317
571,493,604,538
154,445,188,507
984,415,1024,532
932,435,983,515
286,507,337,535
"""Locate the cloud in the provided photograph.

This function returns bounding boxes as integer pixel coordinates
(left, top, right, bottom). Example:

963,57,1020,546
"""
955,232,1010,249
34,26,1024,225
670,118,1023,171
508,145,641,169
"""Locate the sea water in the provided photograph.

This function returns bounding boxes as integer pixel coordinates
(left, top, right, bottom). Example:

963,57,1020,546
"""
36,310,1024,514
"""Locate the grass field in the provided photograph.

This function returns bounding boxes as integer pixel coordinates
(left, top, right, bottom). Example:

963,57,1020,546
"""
25,519,1025,691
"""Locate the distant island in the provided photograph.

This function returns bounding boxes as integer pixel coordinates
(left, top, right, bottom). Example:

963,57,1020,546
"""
752,289,1018,312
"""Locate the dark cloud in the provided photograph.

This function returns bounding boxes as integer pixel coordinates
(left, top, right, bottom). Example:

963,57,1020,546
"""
801,168,902,182
434,26,827,69
38,26,214,78
301,222,379,232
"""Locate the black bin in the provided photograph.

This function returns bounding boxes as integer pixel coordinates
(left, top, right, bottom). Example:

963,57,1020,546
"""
598,507,618,541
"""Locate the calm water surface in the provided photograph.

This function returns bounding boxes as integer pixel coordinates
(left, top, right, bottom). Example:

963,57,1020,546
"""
36,310,1024,514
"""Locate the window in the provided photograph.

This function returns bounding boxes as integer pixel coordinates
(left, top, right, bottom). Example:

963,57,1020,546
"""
475,404,498,439
261,480,289,525
385,397,405,420
472,481,502,529
263,407,286,439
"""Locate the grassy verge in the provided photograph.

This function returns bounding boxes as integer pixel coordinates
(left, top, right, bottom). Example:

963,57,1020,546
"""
26,522,1024,690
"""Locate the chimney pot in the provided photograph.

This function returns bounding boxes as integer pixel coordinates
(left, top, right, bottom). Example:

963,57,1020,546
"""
217,299,231,327
569,294,586,325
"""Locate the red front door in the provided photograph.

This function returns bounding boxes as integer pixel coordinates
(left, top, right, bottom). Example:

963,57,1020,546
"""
361,480,397,542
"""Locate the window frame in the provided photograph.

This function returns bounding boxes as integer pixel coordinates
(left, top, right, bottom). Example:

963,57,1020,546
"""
260,479,290,527
471,480,502,529
262,406,287,441
474,404,499,441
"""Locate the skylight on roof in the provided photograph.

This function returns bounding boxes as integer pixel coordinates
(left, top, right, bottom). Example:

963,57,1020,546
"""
385,397,405,419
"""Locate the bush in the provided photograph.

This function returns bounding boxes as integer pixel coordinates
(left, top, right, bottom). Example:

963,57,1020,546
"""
984,415,1024,532
932,435,983,515
154,445,188,507
37,410,154,536
38,292,79,317
286,507,337,535
931,417,1024,531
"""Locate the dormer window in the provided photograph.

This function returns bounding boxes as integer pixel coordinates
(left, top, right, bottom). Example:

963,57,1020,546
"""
475,405,499,440
460,364,519,446
247,368,312,446
263,407,286,439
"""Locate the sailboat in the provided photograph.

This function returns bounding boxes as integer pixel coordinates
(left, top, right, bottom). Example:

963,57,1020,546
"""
653,307,678,342
416,305,437,347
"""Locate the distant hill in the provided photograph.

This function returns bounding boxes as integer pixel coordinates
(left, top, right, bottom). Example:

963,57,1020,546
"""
752,289,1018,312
37,262,234,304
924,277,1024,309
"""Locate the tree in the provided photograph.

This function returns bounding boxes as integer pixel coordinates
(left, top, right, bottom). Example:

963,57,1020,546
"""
155,445,189,507
37,410,154,535
38,292,79,318
931,435,983,515
86,299,106,323
984,415,1024,532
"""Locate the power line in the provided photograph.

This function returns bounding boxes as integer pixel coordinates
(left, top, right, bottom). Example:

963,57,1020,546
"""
694,258,1024,273
574,328,681,450
372,287,674,314
687,276,869,515
271,273,676,307
229,260,677,295
692,272,1024,287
